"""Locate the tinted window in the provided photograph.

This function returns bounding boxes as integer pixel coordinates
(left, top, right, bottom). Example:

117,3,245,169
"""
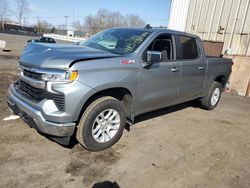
176,36,199,60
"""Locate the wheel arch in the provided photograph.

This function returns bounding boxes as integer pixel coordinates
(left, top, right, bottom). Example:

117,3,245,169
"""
214,75,227,89
76,86,135,125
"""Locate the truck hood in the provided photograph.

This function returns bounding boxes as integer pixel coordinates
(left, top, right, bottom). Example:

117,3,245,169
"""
19,43,121,69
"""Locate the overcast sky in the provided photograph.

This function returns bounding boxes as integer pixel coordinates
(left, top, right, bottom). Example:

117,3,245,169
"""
8,0,171,27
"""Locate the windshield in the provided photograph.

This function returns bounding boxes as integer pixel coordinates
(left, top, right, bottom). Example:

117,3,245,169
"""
81,29,151,54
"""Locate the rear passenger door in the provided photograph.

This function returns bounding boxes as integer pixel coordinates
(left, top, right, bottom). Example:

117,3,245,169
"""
175,35,206,101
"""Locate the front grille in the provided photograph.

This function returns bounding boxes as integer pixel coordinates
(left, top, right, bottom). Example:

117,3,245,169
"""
23,69,42,80
16,80,45,101
14,80,65,111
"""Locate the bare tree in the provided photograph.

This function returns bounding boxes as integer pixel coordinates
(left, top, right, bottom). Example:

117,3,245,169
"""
15,0,30,25
96,9,126,28
72,20,83,31
0,0,9,29
126,14,145,27
84,14,97,36
84,9,145,35
35,20,52,33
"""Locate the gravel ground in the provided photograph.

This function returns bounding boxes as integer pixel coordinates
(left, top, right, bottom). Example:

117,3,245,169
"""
0,34,250,188
0,33,71,57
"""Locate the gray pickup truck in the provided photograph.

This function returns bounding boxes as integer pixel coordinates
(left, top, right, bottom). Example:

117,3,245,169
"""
7,28,232,151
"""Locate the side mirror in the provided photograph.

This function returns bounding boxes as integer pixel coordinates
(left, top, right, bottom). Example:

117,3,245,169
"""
147,50,162,63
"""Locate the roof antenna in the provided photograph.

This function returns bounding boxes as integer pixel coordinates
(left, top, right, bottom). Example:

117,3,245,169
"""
144,24,152,29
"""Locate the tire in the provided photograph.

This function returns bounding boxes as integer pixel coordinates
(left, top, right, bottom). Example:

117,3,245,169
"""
200,81,222,110
76,96,126,151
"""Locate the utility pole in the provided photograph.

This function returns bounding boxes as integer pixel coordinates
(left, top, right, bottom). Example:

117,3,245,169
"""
64,15,68,32
36,17,41,33
23,17,26,26
100,14,105,29
73,8,75,44
36,16,40,22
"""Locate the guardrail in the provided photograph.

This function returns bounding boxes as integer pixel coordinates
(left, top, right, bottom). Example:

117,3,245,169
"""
43,33,86,42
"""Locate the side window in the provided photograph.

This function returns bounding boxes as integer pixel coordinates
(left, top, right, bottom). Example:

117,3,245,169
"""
145,34,173,61
176,35,199,60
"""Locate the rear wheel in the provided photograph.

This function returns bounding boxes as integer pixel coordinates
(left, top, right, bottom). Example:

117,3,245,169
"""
200,81,222,110
76,96,126,151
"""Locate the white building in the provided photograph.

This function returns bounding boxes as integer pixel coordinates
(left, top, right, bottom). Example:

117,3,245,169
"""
168,0,250,56
168,0,250,96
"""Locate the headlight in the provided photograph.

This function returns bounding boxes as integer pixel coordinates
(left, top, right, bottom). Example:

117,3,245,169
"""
42,70,78,82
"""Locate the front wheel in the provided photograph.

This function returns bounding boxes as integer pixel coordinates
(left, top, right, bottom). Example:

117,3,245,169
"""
200,81,222,110
76,96,126,151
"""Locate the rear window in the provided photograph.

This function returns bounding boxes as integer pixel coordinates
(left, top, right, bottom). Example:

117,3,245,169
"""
176,36,199,60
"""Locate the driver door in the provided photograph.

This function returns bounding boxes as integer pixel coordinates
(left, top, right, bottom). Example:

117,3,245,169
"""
137,33,181,114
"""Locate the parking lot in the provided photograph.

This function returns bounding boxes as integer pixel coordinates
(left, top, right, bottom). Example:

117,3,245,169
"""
0,33,250,188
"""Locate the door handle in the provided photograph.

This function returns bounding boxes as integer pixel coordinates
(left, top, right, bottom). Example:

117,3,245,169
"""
171,68,179,72
198,66,204,70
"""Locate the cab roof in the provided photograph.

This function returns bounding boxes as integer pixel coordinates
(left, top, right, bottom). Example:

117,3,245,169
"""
111,27,199,38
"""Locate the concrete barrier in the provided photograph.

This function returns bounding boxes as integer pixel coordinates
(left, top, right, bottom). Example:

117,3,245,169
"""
227,56,250,97
0,40,6,48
